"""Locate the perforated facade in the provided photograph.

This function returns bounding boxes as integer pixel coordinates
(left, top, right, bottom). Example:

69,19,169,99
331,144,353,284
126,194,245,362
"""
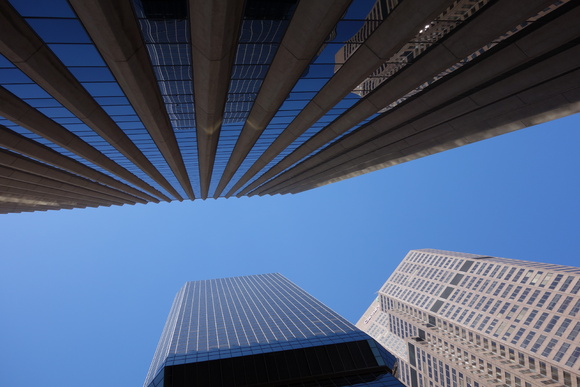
357,249,580,387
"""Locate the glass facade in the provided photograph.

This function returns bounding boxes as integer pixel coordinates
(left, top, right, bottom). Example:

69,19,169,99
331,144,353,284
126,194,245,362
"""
144,273,402,387
2,0,578,212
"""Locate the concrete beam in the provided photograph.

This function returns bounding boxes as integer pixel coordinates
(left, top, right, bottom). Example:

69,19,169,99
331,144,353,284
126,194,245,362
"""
68,0,194,200
0,1,180,200
0,87,170,202
0,192,78,212
268,53,580,195
221,0,455,197
190,0,245,199
0,184,98,209
212,0,353,198
0,149,140,205
0,125,160,203
0,176,111,208
0,165,125,206
250,3,580,196
237,0,557,197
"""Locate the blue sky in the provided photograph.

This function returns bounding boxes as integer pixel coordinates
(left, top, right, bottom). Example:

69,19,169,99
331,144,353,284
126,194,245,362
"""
1,113,579,387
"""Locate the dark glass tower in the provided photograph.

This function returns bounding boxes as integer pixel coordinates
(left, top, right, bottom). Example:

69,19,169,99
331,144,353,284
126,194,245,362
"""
144,273,403,386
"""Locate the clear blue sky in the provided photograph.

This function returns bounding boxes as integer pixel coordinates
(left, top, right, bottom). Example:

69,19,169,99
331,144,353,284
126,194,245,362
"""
1,113,579,387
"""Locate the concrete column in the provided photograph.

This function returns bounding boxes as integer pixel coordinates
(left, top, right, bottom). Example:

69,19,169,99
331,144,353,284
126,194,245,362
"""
0,0,184,200
220,0,455,197
190,0,245,199
0,149,141,205
212,0,353,198
250,2,580,196
0,165,126,206
69,0,195,200
237,0,557,197
0,125,160,203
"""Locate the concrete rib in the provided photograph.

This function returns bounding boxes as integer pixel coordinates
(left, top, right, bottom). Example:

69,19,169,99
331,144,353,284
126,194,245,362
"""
221,0,454,198
0,0,184,201
0,193,77,212
190,0,244,199
0,125,161,203
212,0,353,198
0,184,99,209
0,165,125,206
0,176,112,208
0,87,171,202
68,0,194,200
0,149,141,205
289,95,580,195
263,47,580,195
236,0,556,197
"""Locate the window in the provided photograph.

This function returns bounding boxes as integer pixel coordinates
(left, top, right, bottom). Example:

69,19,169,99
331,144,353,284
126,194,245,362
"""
548,274,563,290
521,331,536,349
571,279,580,294
526,290,541,305
569,299,580,317
565,347,580,367
541,338,558,357
539,361,547,376
563,372,571,387
557,296,573,313
553,343,570,362
511,328,526,344
559,276,574,292
545,294,562,311
536,292,551,308
529,356,536,370
566,321,580,341
530,272,543,285
510,286,522,300
550,366,559,381
514,307,528,323
521,270,533,284
533,312,549,329
539,273,553,287
523,309,538,326
504,267,517,281
555,318,572,337
512,268,525,282
517,288,531,302
544,316,560,333
530,334,547,353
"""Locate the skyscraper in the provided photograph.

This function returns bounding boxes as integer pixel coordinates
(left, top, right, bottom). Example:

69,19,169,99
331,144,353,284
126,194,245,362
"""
357,249,580,387
1,0,579,213
144,273,403,386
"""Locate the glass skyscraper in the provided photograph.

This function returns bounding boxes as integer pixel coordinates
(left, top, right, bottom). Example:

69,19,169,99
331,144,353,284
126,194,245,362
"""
1,0,579,212
357,249,580,387
144,273,403,386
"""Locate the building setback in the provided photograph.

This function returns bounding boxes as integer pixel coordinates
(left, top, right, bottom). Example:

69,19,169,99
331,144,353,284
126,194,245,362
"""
357,249,580,387
144,273,403,387
1,0,580,213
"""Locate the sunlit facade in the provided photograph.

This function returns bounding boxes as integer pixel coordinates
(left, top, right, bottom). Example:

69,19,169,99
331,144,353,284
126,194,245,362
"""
144,273,403,387
357,249,580,387
1,0,579,212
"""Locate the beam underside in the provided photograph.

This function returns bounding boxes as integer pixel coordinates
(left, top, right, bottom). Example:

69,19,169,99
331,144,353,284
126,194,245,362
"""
221,0,456,198
237,0,557,197
257,29,580,195
0,0,179,201
212,0,353,198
